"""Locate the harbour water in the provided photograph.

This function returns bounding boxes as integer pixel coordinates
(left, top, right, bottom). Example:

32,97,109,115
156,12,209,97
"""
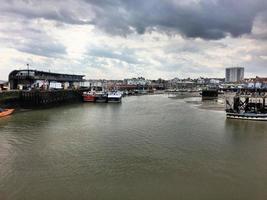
1,95,267,199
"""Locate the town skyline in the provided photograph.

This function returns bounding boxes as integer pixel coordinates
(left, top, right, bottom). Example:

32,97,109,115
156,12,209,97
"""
0,66,261,82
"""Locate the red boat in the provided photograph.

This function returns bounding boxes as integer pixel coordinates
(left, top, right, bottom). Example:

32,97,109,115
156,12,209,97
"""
83,91,96,102
0,108,15,118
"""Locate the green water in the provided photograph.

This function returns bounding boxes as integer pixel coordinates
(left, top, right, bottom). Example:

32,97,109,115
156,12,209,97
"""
1,95,267,200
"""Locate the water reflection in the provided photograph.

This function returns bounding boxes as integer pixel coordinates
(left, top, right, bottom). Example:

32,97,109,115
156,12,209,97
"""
1,95,267,199
224,119,267,140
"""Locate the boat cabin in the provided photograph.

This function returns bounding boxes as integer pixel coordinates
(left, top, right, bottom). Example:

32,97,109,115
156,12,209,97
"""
226,94,267,114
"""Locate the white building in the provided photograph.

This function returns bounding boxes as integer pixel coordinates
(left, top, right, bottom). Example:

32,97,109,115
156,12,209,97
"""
197,77,205,84
209,79,220,84
225,67,244,82
124,77,148,85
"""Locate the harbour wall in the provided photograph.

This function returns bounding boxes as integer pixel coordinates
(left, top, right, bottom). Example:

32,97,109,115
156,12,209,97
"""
0,89,88,108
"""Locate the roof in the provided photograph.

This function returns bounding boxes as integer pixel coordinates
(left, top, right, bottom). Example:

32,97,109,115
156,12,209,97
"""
9,69,85,82
0,80,7,84
9,69,84,77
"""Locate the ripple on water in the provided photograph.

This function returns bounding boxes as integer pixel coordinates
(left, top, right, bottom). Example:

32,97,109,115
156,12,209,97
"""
1,95,267,199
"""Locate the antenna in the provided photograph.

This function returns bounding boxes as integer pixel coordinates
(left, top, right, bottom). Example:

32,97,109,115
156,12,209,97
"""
27,63,29,76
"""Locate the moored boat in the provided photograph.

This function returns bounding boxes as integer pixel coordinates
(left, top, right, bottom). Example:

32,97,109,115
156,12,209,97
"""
108,91,122,103
83,91,96,102
95,92,108,103
0,108,15,118
225,94,267,121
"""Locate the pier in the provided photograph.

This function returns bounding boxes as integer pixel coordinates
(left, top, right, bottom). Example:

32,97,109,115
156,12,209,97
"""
0,89,88,108
20,89,86,107
0,90,20,102
0,69,89,108
201,88,219,100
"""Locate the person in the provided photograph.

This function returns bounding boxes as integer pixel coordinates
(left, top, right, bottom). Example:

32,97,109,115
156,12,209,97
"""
0,108,4,112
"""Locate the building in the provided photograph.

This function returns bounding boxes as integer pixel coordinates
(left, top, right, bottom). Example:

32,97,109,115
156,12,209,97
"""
245,77,267,89
225,67,244,82
196,77,205,85
9,69,85,90
124,77,148,86
0,80,8,91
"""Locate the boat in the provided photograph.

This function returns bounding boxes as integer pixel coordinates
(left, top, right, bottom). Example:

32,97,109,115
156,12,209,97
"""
0,108,15,118
108,91,122,103
83,91,96,102
226,112,267,121
225,93,267,121
201,88,218,100
95,91,108,103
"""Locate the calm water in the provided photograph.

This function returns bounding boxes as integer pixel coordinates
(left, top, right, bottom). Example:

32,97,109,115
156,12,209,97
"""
1,95,267,200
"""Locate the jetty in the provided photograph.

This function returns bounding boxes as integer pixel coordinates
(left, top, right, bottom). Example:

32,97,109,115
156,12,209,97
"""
0,69,88,108
201,88,219,100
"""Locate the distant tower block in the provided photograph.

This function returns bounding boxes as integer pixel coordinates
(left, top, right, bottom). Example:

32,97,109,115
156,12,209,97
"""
225,67,244,83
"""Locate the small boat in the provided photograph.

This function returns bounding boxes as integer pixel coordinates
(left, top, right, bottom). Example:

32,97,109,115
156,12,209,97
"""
83,91,96,102
0,108,15,118
95,92,108,103
108,91,122,103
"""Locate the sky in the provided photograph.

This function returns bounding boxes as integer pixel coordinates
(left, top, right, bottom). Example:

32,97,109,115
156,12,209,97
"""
0,0,267,80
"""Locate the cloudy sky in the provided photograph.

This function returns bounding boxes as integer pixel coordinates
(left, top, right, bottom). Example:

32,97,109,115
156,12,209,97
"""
0,0,267,80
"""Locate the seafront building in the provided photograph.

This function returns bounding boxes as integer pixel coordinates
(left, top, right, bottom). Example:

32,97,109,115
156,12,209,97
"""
244,77,267,89
8,69,84,90
225,67,244,82
124,77,148,86
5,67,267,92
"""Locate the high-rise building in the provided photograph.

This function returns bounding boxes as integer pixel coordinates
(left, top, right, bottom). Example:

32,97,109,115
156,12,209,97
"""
225,67,244,82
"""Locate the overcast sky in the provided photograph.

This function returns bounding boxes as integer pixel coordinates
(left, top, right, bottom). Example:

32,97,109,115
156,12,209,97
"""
0,0,267,80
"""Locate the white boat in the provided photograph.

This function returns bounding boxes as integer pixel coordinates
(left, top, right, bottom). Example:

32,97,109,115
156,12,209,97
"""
108,91,122,103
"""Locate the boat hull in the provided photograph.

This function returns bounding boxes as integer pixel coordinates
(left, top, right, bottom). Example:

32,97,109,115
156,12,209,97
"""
108,98,121,103
108,92,122,103
0,109,15,118
226,113,267,121
95,96,108,103
83,95,95,102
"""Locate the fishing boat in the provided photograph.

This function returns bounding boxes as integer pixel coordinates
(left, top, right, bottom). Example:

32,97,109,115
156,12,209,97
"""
108,91,122,103
0,108,15,118
225,93,267,121
83,91,96,102
95,91,108,103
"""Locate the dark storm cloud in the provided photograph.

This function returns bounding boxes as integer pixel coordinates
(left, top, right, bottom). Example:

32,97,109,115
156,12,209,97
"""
86,0,267,39
1,0,266,40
